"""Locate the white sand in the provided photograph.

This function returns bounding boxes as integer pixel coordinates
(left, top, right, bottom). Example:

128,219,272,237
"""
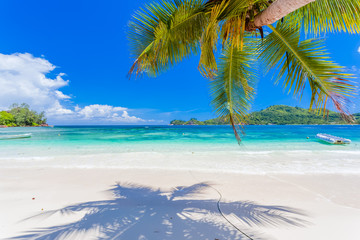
0,168,359,240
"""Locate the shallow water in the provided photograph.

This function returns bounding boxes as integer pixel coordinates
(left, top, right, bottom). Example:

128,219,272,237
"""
0,125,359,173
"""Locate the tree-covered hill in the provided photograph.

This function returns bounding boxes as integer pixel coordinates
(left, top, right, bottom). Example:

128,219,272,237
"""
170,105,360,125
0,103,47,127
248,105,351,125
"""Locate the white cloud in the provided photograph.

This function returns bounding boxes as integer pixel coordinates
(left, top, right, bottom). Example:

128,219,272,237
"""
46,101,74,116
0,53,146,124
358,46,360,53
0,53,70,112
55,90,71,99
77,105,126,119
75,104,143,123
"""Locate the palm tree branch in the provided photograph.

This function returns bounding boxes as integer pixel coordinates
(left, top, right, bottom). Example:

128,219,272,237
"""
290,0,360,34
260,23,355,120
267,25,322,92
171,10,204,30
128,0,206,77
211,40,258,144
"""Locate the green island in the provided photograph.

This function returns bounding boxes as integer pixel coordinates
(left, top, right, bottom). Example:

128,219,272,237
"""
0,103,48,128
170,105,360,125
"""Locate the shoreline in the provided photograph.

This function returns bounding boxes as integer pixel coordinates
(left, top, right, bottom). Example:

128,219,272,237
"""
1,168,359,240
1,149,359,174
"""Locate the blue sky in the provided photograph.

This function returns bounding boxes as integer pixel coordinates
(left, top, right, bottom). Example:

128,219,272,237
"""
0,0,359,124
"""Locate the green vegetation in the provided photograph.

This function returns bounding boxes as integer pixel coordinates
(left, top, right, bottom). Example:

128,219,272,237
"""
170,120,187,125
128,0,359,142
0,103,47,127
171,105,360,125
0,111,16,127
170,118,205,125
247,105,354,125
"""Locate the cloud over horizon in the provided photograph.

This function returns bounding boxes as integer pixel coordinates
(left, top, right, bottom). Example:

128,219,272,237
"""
73,104,144,123
0,53,146,124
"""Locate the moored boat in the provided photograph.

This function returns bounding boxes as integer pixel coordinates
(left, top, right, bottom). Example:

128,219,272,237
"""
0,133,32,140
316,133,351,144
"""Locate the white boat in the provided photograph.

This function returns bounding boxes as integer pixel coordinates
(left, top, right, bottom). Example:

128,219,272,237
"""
0,133,32,140
316,133,351,144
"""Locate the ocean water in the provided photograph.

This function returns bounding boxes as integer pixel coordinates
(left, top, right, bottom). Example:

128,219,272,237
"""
0,125,359,174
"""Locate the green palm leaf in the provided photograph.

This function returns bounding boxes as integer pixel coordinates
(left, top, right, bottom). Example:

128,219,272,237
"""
198,2,223,78
291,0,360,34
205,0,265,20
211,40,258,143
198,0,264,78
128,0,206,77
259,22,355,120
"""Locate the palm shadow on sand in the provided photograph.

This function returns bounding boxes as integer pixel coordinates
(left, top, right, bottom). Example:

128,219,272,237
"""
10,182,309,240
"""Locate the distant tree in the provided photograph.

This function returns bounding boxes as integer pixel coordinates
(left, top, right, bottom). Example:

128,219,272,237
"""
0,111,15,126
170,120,186,125
9,103,47,126
170,105,358,125
187,118,205,125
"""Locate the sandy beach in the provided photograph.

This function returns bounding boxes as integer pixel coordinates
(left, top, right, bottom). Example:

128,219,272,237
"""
1,0,360,238
1,168,359,240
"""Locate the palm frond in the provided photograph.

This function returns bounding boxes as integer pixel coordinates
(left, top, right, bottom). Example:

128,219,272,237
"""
211,40,258,144
290,0,360,34
198,1,225,78
259,22,355,120
198,0,258,78
128,0,206,77
221,13,247,49
205,0,265,20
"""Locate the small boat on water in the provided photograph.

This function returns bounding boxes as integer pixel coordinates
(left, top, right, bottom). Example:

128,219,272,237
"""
0,133,32,140
316,133,351,144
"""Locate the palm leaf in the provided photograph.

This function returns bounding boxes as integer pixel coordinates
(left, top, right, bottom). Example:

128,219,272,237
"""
211,40,258,144
259,22,355,120
290,0,360,34
221,12,247,49
198,1,225,78
205,0,265,20
198,0,265,78
128,0,206,77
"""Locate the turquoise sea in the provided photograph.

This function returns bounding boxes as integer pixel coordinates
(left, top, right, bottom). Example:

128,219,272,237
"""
0,125,359,173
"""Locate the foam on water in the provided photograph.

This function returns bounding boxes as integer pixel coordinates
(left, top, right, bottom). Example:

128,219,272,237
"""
0,125,359,173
